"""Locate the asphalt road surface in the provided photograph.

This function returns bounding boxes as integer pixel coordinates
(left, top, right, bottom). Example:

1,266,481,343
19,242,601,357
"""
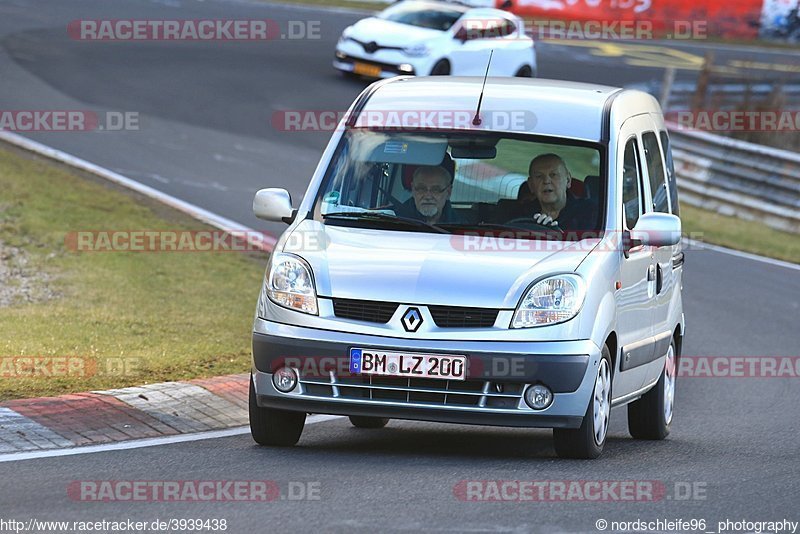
1,0,799,531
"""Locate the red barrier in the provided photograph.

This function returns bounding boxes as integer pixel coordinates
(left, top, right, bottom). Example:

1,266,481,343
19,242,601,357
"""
500,0,763,39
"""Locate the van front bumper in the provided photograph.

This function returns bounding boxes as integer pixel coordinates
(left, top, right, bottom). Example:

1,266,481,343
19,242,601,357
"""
251,318,602,429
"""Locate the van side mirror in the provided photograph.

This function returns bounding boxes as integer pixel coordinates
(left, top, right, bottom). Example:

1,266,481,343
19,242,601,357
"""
630,212,681,247
253,188,296,224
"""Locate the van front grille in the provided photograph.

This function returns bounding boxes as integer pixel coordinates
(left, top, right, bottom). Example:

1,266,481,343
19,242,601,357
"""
428,305,499,328
332,298,398,324
331,299,499,328
298,372,524,410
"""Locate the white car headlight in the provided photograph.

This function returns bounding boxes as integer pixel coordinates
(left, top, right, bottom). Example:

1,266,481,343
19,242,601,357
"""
403,44,430,57
266,253,318,315
511,274,586,328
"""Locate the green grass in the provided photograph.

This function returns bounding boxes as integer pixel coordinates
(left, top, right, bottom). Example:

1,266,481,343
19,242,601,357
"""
261,0,378,11
0,147,268,400
680,204,800,264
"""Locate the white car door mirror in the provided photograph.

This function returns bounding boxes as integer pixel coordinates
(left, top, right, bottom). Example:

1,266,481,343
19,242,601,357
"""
253,188,296,223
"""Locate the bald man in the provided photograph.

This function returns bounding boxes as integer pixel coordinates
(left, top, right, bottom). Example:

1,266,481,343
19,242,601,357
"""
505,154,597,233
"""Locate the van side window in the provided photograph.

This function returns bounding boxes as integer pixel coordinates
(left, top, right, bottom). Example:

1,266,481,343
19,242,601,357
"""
642,131,669,213
660,131,680,216
622,138,643,230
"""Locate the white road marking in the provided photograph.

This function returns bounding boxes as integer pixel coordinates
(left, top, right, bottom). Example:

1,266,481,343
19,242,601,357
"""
0,415,341,463
684,238,800,272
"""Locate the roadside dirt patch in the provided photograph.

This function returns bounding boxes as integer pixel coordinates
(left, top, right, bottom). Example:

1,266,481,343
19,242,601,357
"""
0,239,58,307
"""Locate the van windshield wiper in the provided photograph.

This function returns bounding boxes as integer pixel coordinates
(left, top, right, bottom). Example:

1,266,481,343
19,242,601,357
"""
437,222,564,239
322,211,450,234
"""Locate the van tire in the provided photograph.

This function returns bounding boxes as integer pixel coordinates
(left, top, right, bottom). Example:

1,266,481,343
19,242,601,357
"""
553,346,612,459
628,340,676,440
249,378,306,446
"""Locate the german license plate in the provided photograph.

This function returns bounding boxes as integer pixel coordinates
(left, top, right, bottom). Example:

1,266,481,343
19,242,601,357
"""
350,348,467,381
352,61,381,77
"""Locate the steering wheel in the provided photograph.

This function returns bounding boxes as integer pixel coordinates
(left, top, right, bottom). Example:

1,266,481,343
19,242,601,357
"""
504,217,565,237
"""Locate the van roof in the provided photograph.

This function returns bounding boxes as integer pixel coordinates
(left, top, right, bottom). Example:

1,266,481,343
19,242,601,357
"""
352,77,655,142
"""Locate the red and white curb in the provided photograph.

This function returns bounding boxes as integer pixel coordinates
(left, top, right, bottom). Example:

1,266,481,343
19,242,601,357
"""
0,374,250,455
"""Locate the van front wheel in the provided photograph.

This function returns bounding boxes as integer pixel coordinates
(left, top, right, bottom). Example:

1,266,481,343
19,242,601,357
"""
553,346,612,459
628,340,676,440
249,378,306,446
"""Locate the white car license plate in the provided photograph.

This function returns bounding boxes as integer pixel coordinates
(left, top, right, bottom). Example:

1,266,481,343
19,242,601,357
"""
349,348,467,381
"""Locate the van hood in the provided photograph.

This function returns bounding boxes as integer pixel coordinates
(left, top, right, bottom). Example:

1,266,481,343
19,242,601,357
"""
283,221,597,309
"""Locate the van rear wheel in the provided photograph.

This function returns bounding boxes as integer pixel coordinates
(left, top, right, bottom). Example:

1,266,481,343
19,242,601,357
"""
249,378,306,446
553,346,612,459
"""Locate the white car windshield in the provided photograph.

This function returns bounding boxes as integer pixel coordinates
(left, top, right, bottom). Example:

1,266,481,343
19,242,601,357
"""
378,2,465,31
314,129,606,240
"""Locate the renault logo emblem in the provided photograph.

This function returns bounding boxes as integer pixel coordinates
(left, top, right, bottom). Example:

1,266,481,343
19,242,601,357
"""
401,307,423,332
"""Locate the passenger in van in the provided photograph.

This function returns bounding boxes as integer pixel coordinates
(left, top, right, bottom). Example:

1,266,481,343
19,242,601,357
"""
394,165,466,225
503,153,596,233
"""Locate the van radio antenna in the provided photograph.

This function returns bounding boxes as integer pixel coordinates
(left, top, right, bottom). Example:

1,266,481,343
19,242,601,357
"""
472,49,493,126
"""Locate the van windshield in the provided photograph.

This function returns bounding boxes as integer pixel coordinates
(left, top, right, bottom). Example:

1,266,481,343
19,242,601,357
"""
313,129,605,240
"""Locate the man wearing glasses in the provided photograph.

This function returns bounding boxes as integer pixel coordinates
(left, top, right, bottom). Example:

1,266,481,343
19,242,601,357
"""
395,165,465,225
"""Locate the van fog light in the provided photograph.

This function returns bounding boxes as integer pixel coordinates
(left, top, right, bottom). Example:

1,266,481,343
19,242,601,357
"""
525,384,553,410
273,367,298,393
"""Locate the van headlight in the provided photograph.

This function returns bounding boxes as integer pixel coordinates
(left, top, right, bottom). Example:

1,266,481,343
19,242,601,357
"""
511,274,585,328
265,253,318,315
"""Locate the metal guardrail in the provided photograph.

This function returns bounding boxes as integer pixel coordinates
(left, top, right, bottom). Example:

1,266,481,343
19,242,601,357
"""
668,124,800,234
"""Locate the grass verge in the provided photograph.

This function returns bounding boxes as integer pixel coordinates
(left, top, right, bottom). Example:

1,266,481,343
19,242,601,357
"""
680,204,800,264
0,145,268,400
262,0,378,12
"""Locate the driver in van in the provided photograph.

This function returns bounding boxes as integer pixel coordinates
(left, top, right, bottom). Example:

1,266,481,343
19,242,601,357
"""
504,153,596,233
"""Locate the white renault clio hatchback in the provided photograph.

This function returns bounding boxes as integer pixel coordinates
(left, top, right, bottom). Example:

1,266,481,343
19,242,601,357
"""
250,77,684,459
334,0,536,78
